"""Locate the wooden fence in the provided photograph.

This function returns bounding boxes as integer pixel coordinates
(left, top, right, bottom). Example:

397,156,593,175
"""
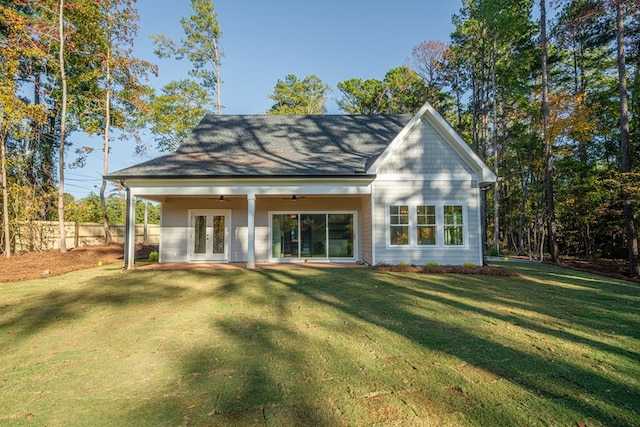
13,221,160,252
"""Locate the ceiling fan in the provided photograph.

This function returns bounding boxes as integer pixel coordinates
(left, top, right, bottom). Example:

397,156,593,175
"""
280,195,306,201
207,195,231,202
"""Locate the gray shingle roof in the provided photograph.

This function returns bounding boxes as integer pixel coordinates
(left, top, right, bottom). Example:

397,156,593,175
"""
107,114,412,178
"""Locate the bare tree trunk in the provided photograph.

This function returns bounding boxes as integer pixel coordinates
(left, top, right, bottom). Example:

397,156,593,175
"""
472,78,480,153
491,41,499,253
540,0,559,263
481,68,490,256
1,131,10,258
101,48,113,243
214,38,222,115
518,177,528,256
538,216,546,261
616,0,640,278
57,0,67,253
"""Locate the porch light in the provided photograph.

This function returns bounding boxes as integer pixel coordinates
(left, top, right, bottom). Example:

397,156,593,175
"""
291,195,297,202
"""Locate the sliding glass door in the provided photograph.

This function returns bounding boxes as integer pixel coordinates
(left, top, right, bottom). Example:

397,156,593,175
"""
328,214,353,257
300,214,326,257
272,212,354,259
272,214,299,258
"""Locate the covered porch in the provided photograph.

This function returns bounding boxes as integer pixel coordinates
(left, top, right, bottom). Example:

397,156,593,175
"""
120,178,375,269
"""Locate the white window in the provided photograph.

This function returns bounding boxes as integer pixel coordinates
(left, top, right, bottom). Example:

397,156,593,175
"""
417,205,437,245
444,205,464,246
387,203,466,248
389,205,409,246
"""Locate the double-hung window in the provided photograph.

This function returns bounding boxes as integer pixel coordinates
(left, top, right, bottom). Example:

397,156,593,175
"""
388,203,465,247
444,205,464,246
417,205,437,245
389,205,409,246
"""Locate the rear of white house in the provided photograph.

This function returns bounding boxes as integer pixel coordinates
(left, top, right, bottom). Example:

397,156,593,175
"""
107,102,496,268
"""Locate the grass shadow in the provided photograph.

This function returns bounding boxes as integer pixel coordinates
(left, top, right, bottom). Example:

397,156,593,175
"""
2,263,638,426
255,266,639,426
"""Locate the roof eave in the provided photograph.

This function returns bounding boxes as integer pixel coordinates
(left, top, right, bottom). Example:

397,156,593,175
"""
106,173,377,182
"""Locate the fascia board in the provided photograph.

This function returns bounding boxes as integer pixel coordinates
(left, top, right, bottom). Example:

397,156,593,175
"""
117,176,375,187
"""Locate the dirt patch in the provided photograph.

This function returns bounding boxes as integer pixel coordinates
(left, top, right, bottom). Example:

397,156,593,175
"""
556,257,640,283
0,244,157,283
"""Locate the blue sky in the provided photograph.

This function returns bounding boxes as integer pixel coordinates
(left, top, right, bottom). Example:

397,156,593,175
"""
66,0,462,198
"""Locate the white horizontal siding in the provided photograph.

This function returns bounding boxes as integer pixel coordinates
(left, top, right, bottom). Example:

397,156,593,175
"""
371,115,484,266
372,180,482,266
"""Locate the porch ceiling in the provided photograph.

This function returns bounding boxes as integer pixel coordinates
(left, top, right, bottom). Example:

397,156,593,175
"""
122,178,374,202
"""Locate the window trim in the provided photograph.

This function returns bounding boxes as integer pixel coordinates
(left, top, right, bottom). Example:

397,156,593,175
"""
385,202,467,249
388,204,410,247
269,210,358,261
416,205,437,246
443,204,465,246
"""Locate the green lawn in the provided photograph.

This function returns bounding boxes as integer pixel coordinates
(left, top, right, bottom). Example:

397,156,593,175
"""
0,262,638,426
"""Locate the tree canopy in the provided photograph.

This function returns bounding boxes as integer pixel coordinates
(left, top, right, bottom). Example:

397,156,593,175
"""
267,74,331,115
1,0,639,276
337,66,430,115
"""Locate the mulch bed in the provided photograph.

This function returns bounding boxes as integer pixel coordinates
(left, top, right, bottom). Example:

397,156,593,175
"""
2,243,637,284
372,263,520,276
0,243,158,283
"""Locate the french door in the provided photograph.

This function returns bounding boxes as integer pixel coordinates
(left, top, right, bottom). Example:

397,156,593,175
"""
189,210,229,262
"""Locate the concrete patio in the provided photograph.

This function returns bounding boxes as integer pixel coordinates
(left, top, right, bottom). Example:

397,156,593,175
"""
134,262,367,270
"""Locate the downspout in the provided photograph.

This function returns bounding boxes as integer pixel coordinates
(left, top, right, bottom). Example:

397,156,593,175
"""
479,181,492,265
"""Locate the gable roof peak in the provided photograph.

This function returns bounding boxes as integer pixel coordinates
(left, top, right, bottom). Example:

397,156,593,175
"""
366,101,497,185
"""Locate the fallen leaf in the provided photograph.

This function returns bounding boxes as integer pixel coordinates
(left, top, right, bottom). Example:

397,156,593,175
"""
186,404,196,409
25,414,35,419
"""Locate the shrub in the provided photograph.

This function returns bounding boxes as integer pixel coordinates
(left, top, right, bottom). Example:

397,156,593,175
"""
425,262,439,268
148,251,159,262
397,262,410,268
462,263,476,268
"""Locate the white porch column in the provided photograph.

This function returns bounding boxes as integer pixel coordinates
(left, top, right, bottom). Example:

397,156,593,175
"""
123,187,136,270
247,193,256,269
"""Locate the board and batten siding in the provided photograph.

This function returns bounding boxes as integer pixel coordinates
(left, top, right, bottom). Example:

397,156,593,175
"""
371,118,484,266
